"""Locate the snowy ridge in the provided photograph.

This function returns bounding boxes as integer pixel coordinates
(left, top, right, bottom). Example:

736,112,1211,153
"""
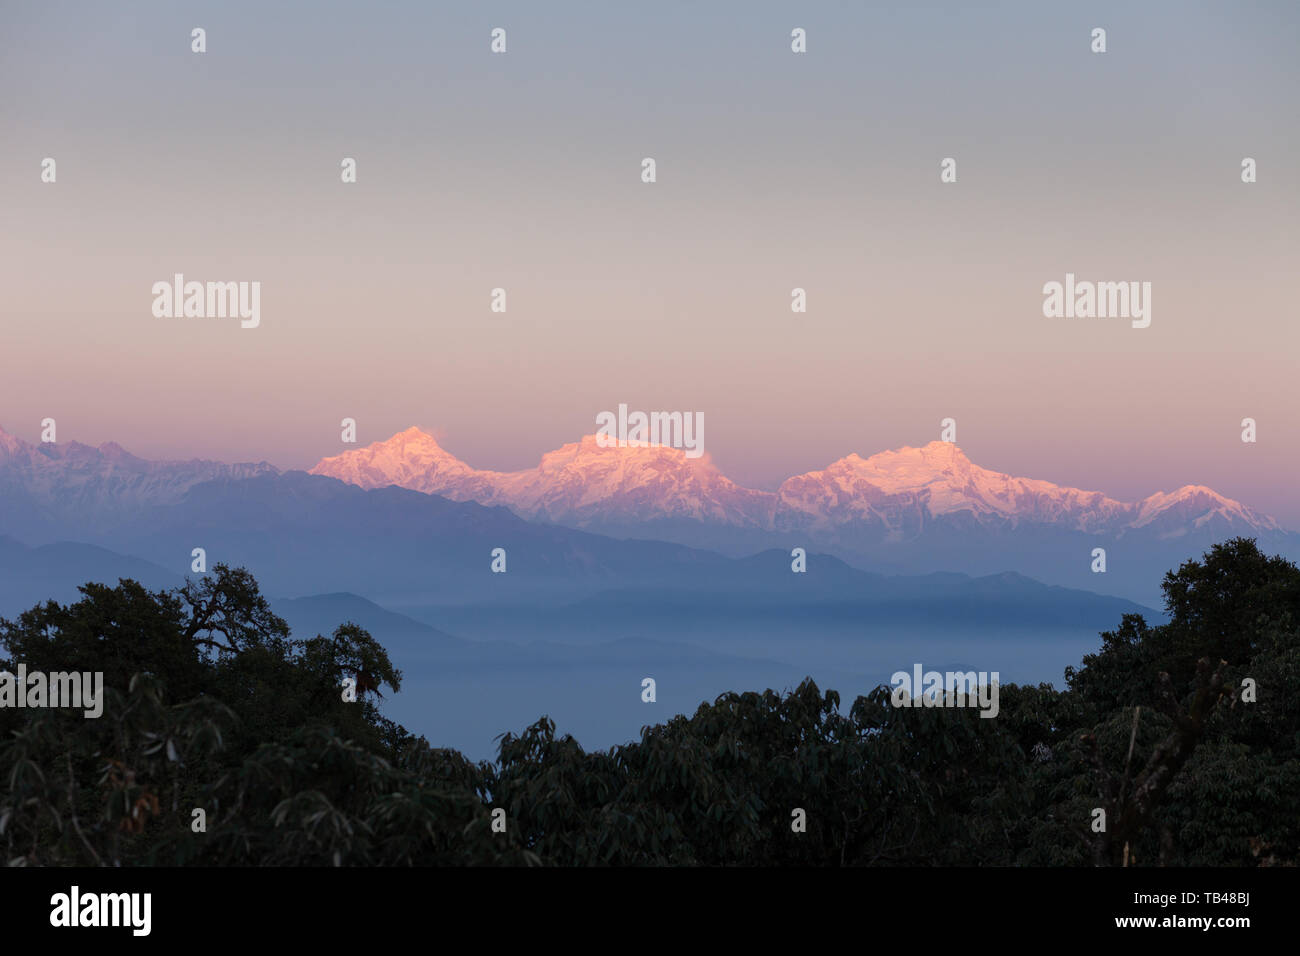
0,424,278,531
0,421,1279,542
308,429,1283,538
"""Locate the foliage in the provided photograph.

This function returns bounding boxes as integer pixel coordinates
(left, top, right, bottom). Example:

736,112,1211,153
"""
2,541,1297,866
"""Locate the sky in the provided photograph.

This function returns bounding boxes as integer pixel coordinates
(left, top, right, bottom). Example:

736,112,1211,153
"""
2,1,1298,523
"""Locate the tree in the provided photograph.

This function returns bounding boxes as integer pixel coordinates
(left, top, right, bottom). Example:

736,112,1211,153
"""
3,540,1297,867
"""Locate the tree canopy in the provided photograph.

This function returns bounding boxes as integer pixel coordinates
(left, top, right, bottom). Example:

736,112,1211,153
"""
2,539,1296,866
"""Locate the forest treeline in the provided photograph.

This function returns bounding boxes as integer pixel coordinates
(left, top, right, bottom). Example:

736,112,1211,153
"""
1,538,1296,866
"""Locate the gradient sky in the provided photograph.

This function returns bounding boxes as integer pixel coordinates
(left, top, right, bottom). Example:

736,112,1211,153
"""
2,1,1298,523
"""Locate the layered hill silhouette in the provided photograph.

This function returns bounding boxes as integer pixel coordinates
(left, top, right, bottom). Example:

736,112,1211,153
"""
1,423,1292,605
307,427,1292,603
0,531,1150,758
0,424,1224,754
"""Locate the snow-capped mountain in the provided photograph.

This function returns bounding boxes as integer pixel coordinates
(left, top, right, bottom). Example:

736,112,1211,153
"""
308,427,494,501
312,428,776,529
308,428,1282,542
775,442,1135,537
0,423,1290,607
0,425,278,538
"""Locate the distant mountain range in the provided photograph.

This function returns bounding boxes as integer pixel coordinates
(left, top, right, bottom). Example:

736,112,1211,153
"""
311,427,1282,543
0,422,1233,756
0,426,276,541
306,427,1294,603
0,533,1151,758
1,423,1292,606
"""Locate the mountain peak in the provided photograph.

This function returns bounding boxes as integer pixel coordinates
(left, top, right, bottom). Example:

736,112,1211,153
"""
343,426,457,458
809,441,977,496
96,440,138,463
562,432,708,462
311,426,771,527
305,427,1285,538
1134,484,1279,532
372,426,446,449
394,425,438,441
866,440,973,467
309,427,480,491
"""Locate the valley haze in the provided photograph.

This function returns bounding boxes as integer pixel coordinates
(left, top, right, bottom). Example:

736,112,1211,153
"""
1,422,1286,757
